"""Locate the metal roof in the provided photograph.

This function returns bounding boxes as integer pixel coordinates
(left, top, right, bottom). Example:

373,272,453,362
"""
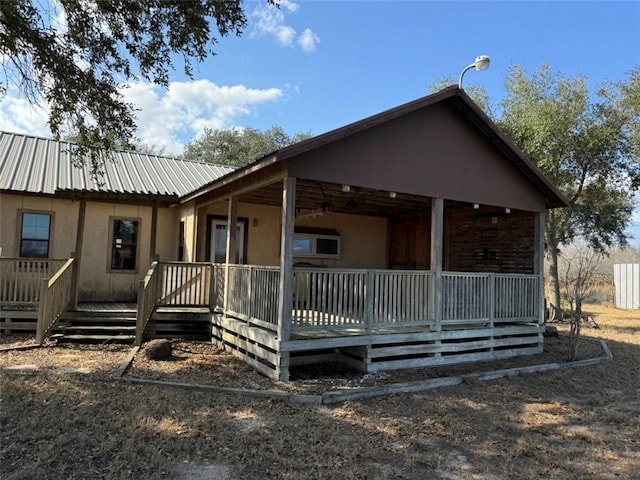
0,131,234,198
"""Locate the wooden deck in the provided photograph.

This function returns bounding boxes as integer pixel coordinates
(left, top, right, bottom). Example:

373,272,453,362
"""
211,313,544,380
2,259,544,382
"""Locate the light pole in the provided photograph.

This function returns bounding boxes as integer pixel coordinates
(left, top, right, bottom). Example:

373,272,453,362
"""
458,55,491,89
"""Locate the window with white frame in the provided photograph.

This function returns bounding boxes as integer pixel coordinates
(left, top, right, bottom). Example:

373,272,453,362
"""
293,227,340,258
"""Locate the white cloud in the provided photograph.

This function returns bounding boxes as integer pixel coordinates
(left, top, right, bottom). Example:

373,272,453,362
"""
298,28,320,53
279,0,299,13
122,80,283,155
251,1,319,52
0,91,51,138
0,80,283,155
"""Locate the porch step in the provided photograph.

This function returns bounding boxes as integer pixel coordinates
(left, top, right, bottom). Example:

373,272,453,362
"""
54,309,137,344
51,333,136,343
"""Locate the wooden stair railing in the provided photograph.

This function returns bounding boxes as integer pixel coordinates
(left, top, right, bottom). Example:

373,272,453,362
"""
135,261,160,346
35,257,75,344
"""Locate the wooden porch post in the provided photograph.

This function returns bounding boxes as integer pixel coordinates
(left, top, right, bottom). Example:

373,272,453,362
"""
430,198,444,336
534,211,546,324
70,199,86,309
223,196,238,314
277,177,296,381
192,203,199,262
149,202,158,263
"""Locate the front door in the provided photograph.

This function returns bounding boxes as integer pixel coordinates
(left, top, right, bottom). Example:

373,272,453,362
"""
209,219,245,263
388,216,430,269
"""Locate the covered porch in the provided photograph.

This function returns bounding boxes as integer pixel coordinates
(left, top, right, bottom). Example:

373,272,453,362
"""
170,161,548,380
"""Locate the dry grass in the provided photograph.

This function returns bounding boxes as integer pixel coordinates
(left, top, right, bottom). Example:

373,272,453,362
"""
1,303,638,479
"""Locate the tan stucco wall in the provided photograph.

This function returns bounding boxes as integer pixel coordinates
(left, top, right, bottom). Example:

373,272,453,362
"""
0,193,179,302
0,193,79,259
195,200,388,268
177,202,198,262
157,206,178,261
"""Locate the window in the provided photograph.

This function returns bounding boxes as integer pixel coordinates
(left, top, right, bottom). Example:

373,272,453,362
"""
293,227,340,258
20,212,51,257
111,219,139,270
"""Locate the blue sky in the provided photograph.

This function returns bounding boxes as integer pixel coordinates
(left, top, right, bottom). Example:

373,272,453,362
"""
1,0,639,242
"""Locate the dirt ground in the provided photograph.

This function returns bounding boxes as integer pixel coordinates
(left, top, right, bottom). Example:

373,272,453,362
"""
1,303,638,479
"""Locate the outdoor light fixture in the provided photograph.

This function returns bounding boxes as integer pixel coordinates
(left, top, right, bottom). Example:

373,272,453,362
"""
342,185,351,192
389,192,397,199
505,208,511,214
458,55,491,88
473,203,480,209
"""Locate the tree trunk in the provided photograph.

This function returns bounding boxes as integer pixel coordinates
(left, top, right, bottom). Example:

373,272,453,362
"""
568,297,582,361
547,241,563,321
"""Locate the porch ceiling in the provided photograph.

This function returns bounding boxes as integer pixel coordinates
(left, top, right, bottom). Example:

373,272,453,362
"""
239,179,438,217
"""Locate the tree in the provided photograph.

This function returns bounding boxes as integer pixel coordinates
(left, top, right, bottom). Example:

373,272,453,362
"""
558,244,608,360
0,0,269,176
64,132,169,157
498,65,640,319
183,126,312,167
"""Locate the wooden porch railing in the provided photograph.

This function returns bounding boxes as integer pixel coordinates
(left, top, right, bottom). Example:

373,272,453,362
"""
136,262,224,344
156,262,214,307
495,273,538,321
227,265,280,330
129,263,539,342
442,272,494,325
441,272,539,325
213,263,225,311
0,258,67,304
136,261,160,346
291,268,435,332
35,258,75,344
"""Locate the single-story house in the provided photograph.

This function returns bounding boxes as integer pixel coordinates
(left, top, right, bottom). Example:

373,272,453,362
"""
0,86,567,381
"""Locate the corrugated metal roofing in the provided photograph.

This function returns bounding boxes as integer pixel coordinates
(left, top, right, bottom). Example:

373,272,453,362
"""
0,131,234,197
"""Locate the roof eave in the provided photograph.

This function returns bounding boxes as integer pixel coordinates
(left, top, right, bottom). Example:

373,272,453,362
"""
55,189,179,206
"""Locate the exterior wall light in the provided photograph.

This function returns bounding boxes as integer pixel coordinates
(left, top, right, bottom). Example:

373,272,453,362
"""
458,55,491,89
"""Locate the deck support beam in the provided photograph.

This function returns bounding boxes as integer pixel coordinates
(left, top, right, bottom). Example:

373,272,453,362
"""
277,176,296,381
430,198,444,337
534,211,545,324
223,195,239,314
70,198,86,309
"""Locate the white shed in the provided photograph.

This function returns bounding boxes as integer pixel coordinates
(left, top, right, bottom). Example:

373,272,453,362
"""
613,263,640,309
